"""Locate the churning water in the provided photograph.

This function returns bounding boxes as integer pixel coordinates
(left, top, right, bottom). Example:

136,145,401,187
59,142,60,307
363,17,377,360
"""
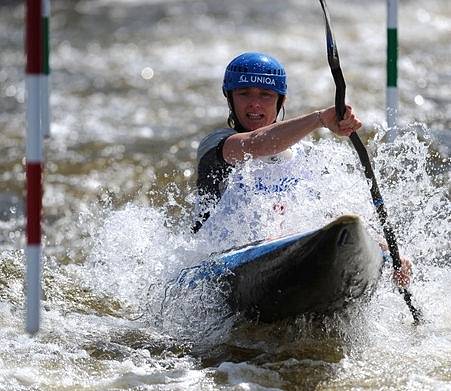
1,0,450,389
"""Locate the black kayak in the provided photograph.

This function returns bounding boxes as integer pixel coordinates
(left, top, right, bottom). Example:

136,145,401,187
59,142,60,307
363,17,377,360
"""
176,215,383,322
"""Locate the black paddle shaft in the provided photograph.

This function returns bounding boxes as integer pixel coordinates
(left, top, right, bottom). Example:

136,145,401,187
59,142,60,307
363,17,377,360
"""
318,0,423,324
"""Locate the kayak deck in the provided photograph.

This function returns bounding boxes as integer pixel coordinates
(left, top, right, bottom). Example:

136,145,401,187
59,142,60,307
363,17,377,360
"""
177,215,383,322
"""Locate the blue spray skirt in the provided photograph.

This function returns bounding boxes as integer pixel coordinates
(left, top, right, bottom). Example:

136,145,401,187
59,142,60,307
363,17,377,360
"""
179,215,383,322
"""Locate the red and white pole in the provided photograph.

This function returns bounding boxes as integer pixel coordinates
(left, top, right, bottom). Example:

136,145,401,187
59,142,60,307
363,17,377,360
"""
26,0,43,335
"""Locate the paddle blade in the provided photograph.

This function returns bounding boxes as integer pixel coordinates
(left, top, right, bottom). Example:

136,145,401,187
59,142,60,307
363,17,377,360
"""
319,0,346,120
319,0,340,70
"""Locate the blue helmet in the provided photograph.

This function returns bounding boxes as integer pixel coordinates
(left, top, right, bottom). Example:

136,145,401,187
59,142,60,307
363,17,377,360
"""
222,52,287,96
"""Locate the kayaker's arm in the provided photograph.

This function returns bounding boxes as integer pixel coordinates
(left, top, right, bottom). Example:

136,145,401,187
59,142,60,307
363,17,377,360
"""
222,105,361,164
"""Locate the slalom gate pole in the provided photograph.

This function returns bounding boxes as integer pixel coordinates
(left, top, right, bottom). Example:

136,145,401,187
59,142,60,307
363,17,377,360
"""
386,0,398,141
26,0,43,335
41,0,51,138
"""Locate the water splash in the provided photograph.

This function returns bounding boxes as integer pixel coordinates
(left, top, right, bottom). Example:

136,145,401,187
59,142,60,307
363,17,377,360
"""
197,139,380,251
0,124,448,390
371,123,450,267
80,124,449,351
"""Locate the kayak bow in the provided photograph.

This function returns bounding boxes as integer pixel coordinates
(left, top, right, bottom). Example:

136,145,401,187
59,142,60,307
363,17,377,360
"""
177,215,383,322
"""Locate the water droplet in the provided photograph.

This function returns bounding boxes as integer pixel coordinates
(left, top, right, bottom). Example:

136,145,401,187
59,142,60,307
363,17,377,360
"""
414,95,424,105
183,169,192,178
5,85,17,97
141,67,154,80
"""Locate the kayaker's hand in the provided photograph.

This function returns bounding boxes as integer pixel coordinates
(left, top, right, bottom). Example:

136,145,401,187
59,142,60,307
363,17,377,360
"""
393,256,412,288
319,105,362,137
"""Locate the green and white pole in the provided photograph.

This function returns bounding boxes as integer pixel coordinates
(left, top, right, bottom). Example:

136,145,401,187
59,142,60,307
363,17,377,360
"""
386,0,398,141
41,0,50,138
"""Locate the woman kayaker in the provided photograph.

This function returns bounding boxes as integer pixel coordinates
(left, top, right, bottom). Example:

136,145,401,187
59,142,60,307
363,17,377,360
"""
193,51,411,287
194,52,360,230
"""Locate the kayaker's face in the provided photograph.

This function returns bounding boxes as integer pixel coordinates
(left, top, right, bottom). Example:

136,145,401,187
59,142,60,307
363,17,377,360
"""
232,87,280,131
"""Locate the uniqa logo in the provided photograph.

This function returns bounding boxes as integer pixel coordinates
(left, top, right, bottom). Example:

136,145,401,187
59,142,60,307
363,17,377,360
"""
238,75,276,86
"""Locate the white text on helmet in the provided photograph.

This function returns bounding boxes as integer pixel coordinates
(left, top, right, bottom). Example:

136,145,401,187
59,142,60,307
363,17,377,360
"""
238,75,276,86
